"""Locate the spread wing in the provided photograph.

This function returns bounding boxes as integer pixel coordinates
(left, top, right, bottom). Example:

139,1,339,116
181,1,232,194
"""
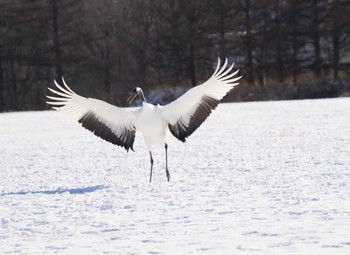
46,78,137,151
161,58,241,142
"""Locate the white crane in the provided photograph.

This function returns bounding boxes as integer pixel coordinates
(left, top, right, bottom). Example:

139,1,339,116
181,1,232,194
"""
46,58,241,182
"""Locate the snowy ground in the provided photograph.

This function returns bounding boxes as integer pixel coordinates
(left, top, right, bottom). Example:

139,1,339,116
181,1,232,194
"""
1,98,350,254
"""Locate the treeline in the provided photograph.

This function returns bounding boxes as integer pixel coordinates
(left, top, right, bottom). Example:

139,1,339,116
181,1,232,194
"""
0,0,349,112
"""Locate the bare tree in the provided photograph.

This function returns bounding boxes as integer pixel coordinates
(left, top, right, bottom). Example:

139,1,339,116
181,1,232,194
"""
242,0,254,84
312,0,322,77
51,0,63,81
274,0,284,83
329,0,350,80
0,0,349,112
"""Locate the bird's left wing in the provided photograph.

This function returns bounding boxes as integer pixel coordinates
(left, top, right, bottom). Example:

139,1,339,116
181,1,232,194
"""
161,58,241,142
46,78,137,151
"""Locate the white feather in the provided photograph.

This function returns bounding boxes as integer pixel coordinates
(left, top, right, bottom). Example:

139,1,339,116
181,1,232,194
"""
47,59,241,150
161,59,241,126
46,81,137,138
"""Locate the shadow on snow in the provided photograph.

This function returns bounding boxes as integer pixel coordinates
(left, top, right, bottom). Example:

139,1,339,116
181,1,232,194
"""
0,185,107,196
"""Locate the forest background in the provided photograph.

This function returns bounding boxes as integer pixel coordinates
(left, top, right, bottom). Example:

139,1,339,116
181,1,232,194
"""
1,0,349,112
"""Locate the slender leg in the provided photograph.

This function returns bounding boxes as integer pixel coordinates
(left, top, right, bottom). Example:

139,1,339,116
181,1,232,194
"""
165,144,170,181
149,151,154,183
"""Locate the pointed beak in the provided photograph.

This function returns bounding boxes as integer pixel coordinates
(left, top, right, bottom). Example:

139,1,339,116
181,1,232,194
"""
127,91,138,105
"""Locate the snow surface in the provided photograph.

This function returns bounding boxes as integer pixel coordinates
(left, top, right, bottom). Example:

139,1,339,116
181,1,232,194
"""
1,98,350,254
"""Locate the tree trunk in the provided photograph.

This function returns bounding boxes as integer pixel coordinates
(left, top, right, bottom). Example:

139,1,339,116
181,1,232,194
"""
275,0,284,83
312,0,322,77
244,0,254,84
0,57,4,111
332,29,340,80
9,52,18,110
291,2,298,89
52,0,63,80
332,0,340,80
189,43,197,87
218,1,226,59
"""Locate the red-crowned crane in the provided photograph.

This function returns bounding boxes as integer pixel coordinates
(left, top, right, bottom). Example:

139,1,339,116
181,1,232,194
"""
46,58,241,182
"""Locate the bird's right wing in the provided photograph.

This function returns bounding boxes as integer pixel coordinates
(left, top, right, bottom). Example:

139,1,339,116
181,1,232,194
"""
46,78,138,151
161,58,241,142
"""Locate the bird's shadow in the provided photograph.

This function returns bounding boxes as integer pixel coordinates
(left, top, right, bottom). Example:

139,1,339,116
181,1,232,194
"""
0,184,107,196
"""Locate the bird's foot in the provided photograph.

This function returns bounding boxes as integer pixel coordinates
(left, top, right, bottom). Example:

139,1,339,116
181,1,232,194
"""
166,169,171,182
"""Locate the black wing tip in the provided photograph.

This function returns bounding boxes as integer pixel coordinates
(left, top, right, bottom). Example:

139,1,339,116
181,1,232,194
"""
178,136,187,143
168,124,186,142
125,146,135,152
78,111,136,151
168,95,219,142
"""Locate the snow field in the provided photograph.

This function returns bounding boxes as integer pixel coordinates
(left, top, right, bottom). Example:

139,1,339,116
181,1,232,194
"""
0,98,350,254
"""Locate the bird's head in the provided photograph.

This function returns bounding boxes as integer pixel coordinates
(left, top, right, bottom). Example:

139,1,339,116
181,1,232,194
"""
127,87,143,105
